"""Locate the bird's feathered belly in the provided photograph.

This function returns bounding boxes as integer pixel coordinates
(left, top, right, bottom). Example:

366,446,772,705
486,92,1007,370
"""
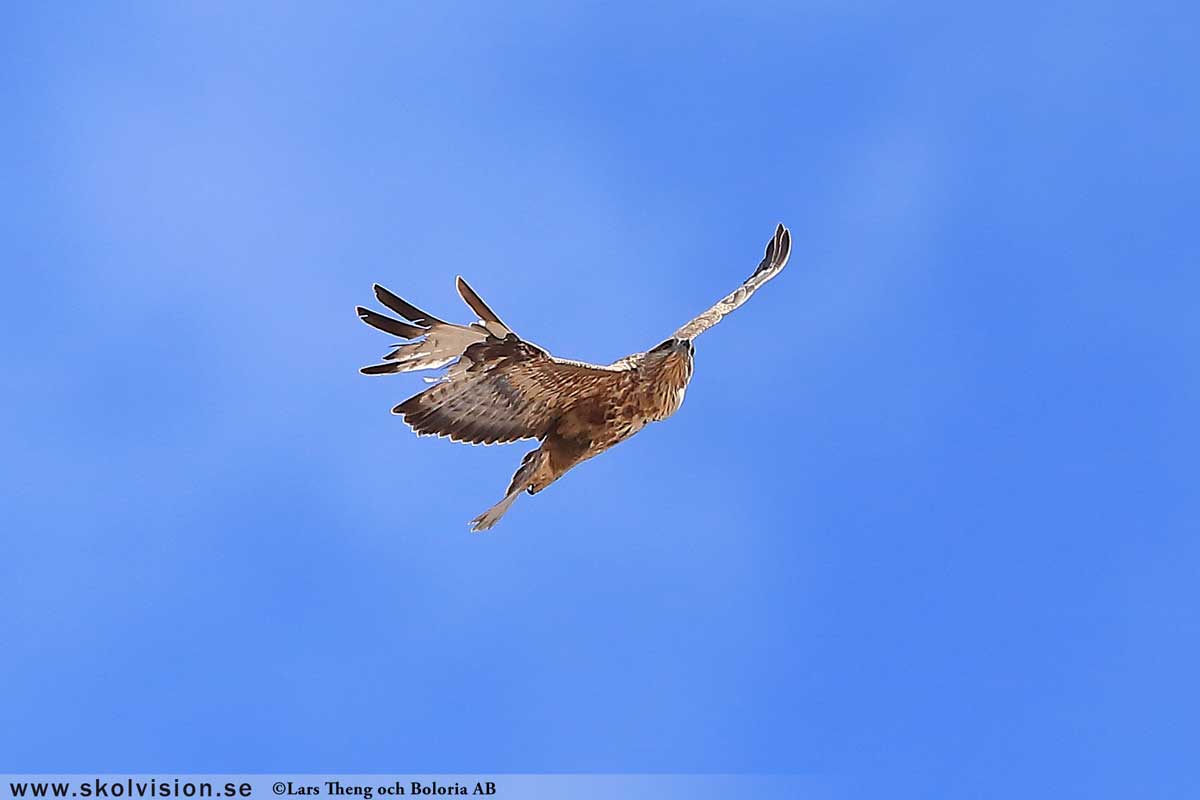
554,357,691,458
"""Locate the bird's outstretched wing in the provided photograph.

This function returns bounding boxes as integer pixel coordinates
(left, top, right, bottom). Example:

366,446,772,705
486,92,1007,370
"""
397,338,627,445
671,223,792,341
357,279,626,445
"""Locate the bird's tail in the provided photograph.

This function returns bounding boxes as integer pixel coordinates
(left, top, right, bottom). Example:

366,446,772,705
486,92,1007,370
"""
469,447,549,532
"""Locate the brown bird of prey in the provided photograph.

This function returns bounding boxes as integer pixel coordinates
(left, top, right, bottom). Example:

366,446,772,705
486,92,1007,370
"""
356,223,792,531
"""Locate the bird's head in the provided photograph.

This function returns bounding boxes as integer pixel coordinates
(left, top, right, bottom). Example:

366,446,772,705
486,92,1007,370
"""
643,338,696,406
649,338,694,359
645,338,695,380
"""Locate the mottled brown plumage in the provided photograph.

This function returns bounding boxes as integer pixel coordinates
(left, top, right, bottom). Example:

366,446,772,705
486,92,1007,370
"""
356,223,791,530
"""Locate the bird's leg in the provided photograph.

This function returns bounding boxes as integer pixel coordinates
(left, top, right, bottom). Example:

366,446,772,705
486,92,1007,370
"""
469,447,550,532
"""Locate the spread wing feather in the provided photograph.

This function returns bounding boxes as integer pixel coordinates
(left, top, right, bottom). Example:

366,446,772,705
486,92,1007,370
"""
356,284,489,374
672,223,792,341
356,307,425,339
373,284,447,327
456,276,512,338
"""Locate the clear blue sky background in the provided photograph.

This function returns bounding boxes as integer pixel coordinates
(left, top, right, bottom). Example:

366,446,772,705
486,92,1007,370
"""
2,2,1197,797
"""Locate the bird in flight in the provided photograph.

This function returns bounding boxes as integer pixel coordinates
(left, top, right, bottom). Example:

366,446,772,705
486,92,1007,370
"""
356,223,792,531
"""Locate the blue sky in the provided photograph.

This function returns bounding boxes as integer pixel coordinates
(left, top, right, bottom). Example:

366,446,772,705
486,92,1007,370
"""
2,1,1197,796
